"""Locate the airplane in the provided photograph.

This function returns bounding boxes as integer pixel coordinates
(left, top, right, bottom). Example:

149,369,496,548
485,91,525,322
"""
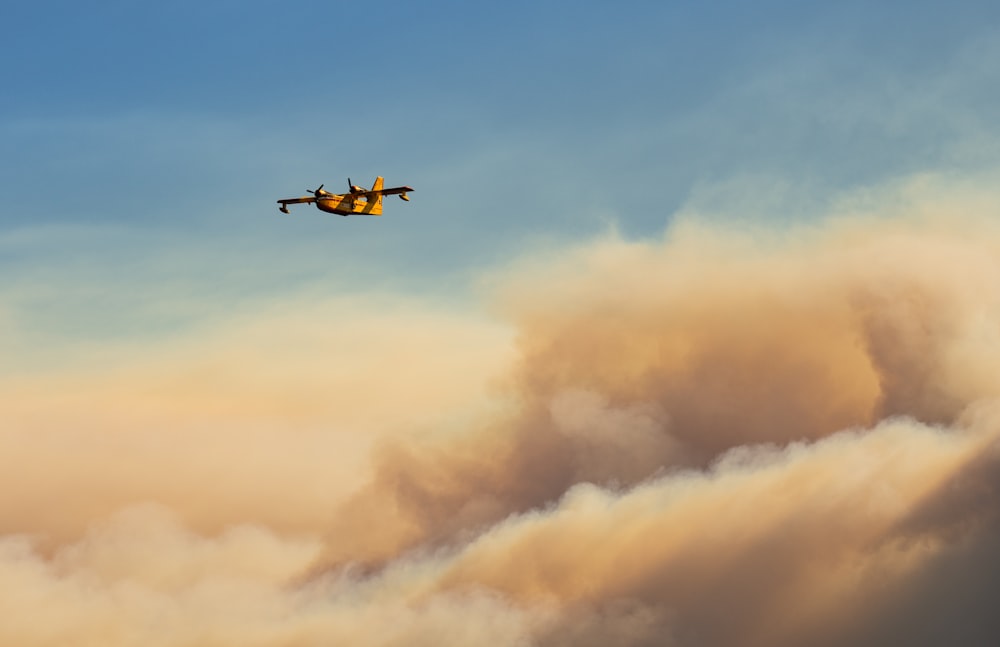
277,176,414,216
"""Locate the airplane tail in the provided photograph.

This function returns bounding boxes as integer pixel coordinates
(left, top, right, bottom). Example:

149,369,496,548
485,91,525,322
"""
372,176,385,211
369,176,385,214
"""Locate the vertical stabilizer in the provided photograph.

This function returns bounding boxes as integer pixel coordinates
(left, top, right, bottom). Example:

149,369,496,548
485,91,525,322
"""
369,176,385,214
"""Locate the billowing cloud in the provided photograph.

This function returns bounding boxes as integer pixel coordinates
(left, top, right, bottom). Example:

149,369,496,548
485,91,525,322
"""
4,182,1000,645
0,296,514,544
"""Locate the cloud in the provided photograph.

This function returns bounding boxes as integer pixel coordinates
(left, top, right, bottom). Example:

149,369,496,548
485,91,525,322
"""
0,295,513,545
0,505,536,647
435,418,993,644
4,179,1000,645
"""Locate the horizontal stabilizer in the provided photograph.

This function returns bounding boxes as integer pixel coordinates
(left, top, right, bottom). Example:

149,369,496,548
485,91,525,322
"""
376,186,415,196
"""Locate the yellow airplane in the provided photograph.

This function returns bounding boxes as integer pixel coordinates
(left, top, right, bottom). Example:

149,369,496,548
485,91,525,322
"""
277,176,414,216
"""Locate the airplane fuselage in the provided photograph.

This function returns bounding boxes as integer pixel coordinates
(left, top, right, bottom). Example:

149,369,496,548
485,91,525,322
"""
316,195,383,216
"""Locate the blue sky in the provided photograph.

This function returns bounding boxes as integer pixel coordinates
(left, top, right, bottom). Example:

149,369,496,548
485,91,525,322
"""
4,0,1000,342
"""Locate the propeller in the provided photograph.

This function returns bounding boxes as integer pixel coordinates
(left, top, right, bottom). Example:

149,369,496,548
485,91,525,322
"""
348,177,364,194
307,184,325,197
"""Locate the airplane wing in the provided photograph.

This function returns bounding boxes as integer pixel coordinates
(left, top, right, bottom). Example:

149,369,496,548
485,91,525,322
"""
372,185,415,196
277,196,317,205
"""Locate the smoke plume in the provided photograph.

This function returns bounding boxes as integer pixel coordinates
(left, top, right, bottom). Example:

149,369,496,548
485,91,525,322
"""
4,191,1000,645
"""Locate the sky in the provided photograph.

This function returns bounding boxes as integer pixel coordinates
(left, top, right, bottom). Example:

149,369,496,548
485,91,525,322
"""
4,1,1000,645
